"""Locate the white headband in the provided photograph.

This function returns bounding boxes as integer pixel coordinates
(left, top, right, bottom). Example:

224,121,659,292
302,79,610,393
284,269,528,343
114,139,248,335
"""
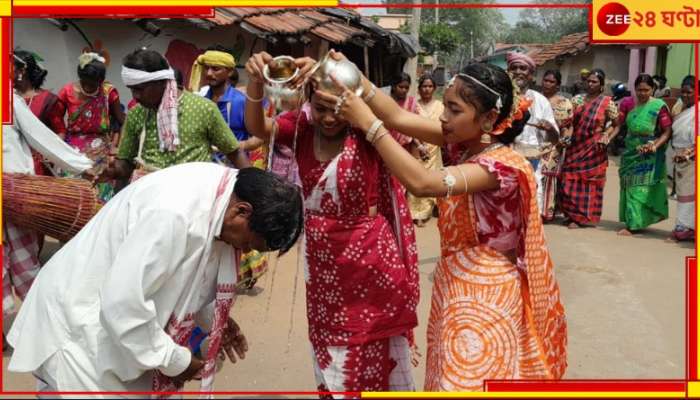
450,73,503,112
13,54,27,66
121,66,175,86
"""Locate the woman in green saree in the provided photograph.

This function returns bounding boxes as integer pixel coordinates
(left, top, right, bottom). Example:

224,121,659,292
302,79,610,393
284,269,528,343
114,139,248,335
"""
617,74,672,235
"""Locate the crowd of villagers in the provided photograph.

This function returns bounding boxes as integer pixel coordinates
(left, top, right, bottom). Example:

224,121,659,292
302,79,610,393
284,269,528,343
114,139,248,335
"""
1,42,694,396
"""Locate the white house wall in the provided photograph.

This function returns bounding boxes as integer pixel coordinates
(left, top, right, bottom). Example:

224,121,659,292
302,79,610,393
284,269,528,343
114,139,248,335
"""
535,46,629,94
14,18,323,104
591,46,630,89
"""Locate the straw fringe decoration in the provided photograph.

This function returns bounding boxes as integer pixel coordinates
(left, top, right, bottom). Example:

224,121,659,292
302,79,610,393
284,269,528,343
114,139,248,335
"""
3,173,102,242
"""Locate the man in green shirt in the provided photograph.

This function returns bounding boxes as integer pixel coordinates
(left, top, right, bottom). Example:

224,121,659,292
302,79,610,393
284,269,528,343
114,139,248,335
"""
104,48,249,183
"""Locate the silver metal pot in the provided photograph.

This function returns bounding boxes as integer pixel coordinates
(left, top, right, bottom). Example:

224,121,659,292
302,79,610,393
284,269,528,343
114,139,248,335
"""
310,53,364,97
263,56,301,106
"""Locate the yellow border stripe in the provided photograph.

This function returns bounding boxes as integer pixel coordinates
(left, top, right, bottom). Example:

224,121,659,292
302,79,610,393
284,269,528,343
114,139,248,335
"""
362,392,686,398
14,0,338,5
689,381,700,398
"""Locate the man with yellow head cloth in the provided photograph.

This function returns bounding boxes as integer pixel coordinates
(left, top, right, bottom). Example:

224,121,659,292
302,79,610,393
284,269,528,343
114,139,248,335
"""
191,46,267,290
573,68,591,96
191,47,264,156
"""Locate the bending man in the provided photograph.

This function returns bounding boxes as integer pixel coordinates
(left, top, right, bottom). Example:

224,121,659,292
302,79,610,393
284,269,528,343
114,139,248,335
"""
8,163,303,395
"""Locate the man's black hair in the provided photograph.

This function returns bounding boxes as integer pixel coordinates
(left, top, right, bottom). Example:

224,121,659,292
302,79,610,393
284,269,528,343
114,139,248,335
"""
233,168,303,255
123,48,169,72
173,68,184,89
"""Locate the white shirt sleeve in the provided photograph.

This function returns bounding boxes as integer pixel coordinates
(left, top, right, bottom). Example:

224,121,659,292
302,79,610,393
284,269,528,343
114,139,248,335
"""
99,210,194,378
539,97,560,134
13,94,93,174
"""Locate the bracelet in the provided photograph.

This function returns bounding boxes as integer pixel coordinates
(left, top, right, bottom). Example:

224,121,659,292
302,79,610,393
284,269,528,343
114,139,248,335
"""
365,119,384,143
440,167,457,197
362,84,377,103
245,92,265,103
372,129,389,145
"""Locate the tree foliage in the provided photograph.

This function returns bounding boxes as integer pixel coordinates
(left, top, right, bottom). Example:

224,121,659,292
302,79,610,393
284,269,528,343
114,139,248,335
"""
505,0,590,43
385,0,507,60
420,23,459,55
411,23,460,55
381,0,589,67
501,20,550,44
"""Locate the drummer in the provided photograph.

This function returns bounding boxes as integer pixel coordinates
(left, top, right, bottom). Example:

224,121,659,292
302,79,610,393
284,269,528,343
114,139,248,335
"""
3,59,94,344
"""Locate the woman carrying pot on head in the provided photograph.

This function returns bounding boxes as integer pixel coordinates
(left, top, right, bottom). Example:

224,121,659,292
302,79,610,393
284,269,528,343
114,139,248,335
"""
316,51,567,391
244,52,420,395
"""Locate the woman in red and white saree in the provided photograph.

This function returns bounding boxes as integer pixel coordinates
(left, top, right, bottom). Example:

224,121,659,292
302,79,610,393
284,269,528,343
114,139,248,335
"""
320,57,567,392
245,52,420,395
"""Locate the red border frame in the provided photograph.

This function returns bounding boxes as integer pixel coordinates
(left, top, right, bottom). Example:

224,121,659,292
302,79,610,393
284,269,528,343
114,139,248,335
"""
2,17,10,124
1,2,697,397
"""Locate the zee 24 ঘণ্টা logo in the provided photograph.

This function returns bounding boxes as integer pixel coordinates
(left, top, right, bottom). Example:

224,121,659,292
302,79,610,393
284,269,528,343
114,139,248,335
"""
596,1,700,38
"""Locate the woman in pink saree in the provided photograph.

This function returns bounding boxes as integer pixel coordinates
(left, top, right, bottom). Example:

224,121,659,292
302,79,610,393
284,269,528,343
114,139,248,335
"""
57,52,125,202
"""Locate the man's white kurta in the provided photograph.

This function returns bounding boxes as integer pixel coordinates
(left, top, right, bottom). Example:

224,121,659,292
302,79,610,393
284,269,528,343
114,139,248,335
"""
8,162,239,392
515,89,559,148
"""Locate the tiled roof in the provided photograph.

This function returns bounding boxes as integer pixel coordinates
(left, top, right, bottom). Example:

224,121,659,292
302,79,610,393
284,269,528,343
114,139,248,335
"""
473,43,544,63
531,32,589,65
208,7,367,44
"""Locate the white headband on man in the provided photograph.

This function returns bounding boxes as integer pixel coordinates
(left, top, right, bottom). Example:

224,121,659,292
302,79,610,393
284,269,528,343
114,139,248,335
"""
121,66,175,86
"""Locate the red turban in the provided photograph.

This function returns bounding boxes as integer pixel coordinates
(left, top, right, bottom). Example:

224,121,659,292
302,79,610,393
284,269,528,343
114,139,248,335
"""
506,52,536,72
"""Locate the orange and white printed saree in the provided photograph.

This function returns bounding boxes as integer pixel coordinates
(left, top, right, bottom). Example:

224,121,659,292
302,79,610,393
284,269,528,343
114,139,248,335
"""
425,146,567,391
